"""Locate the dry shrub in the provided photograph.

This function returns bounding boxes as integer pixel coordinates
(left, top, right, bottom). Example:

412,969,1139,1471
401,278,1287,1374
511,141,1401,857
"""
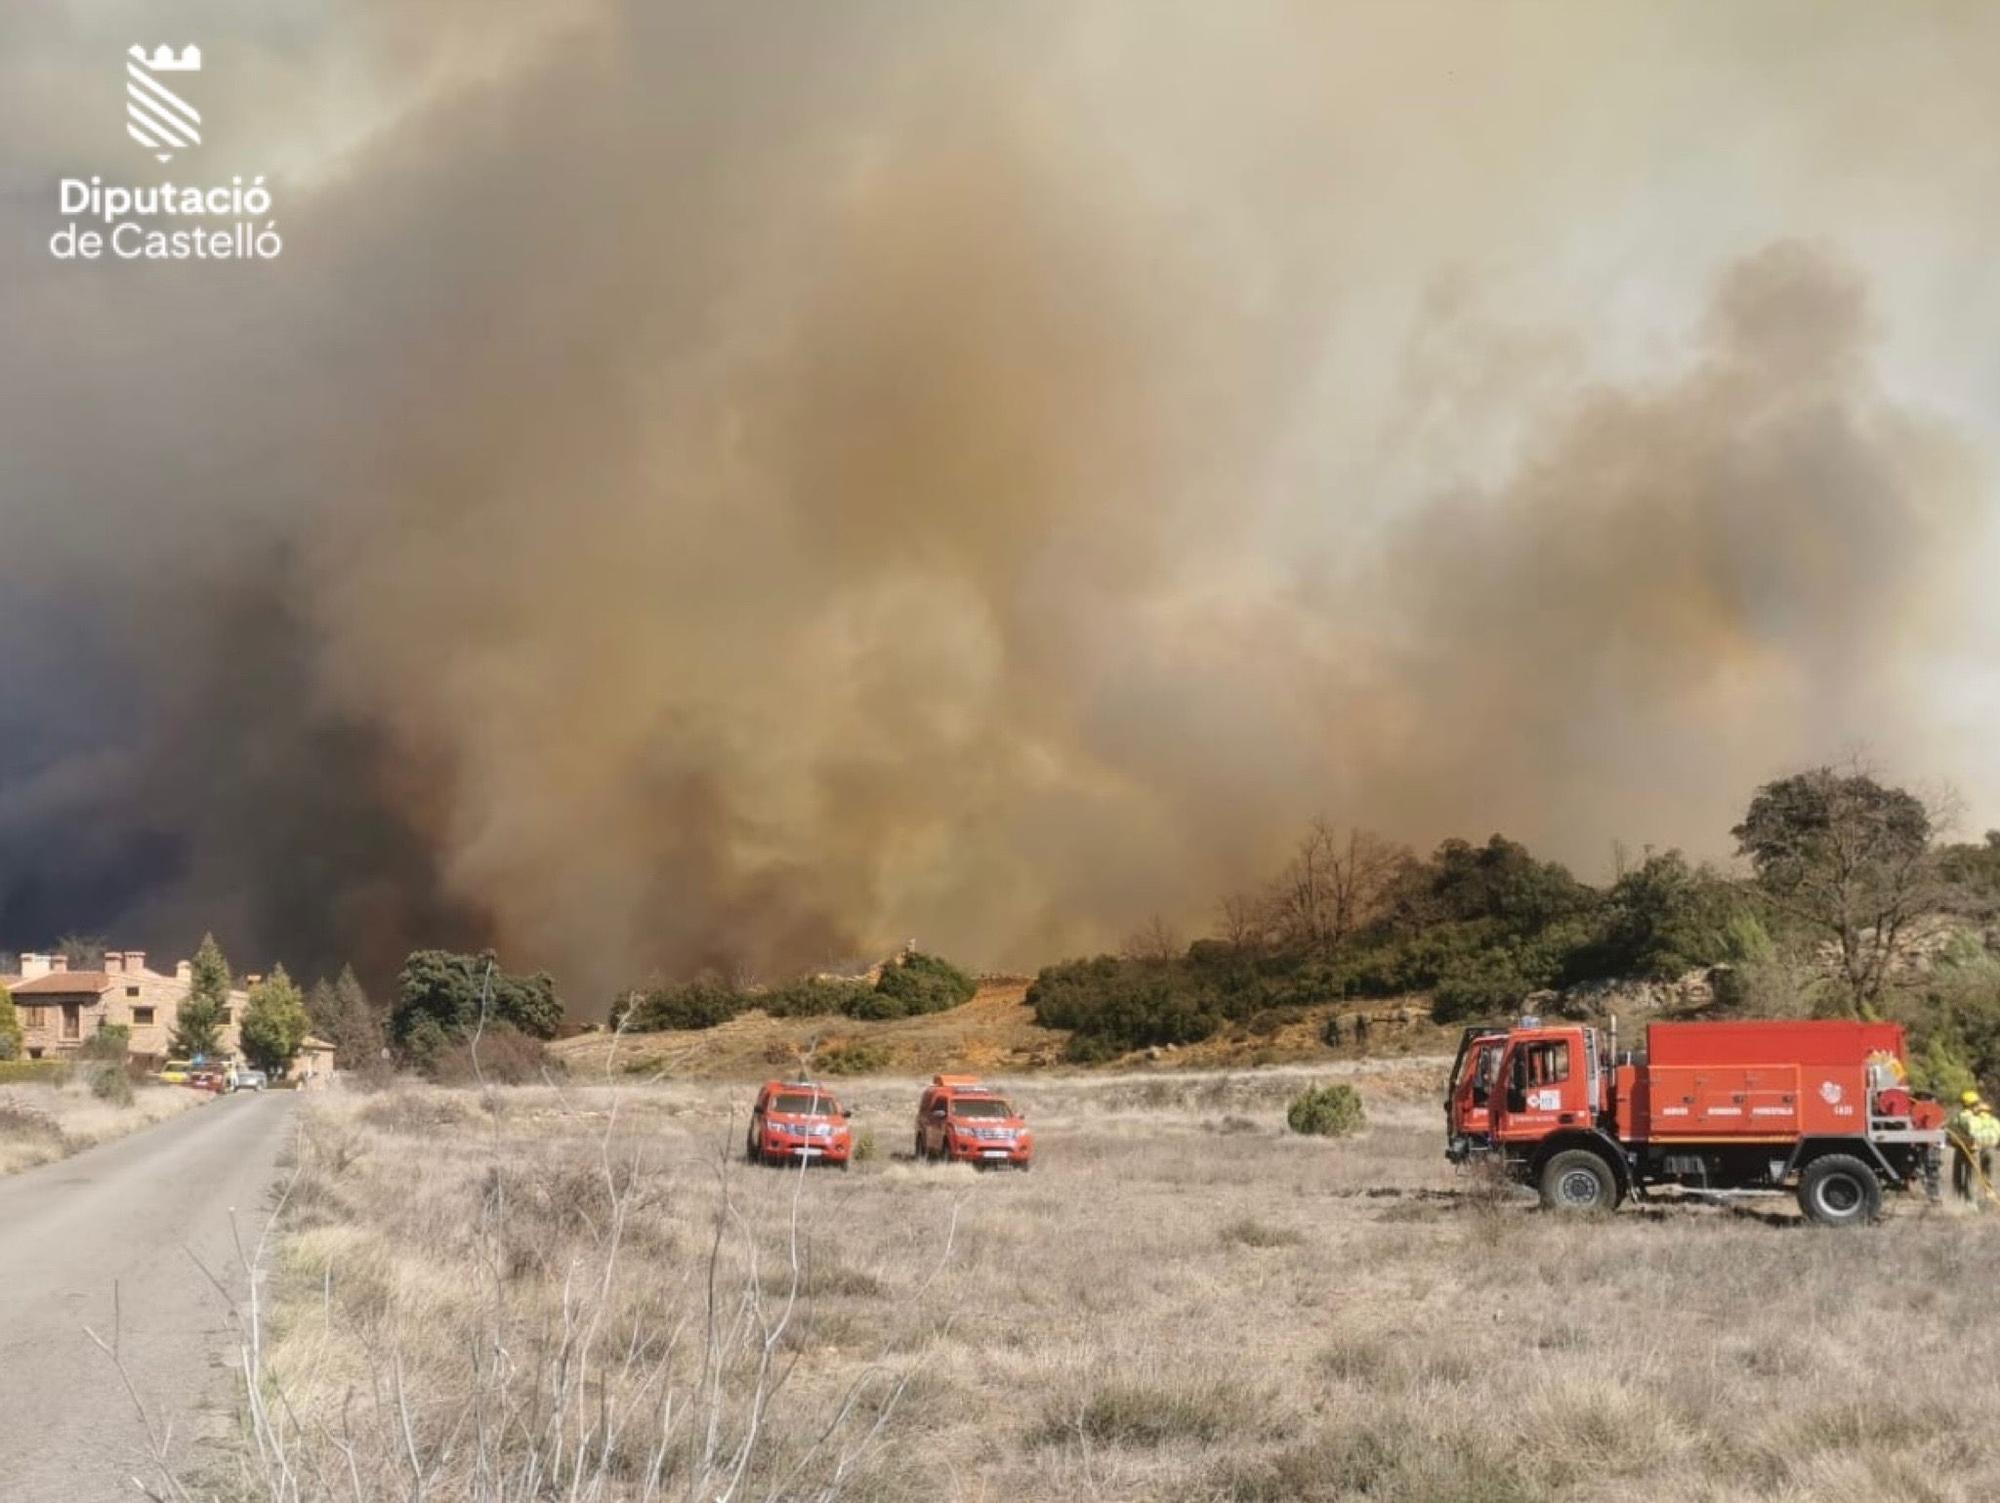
1224,1423,1540,1503
818,1040,893,1075
245,1087,941,1502
1220,1216,1304,1249
218,1069,2000,1503
1037,1377,1261,1450
429,1023,560,1085
759,1255,885,1300
359,1086,477,1134
0,1097,65,1146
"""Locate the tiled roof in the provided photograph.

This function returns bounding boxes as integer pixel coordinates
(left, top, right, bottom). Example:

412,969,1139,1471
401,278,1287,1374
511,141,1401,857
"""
9,972,117,996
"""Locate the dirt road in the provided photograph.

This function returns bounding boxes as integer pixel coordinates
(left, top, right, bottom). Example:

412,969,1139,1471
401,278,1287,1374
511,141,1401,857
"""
0,1090,296,1502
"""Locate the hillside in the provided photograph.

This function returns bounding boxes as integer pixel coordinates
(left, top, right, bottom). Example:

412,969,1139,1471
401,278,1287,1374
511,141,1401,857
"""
549,979,1456,1081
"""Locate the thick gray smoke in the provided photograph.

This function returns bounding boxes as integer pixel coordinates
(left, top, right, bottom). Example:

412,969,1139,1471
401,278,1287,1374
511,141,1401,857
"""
2,3,1996,1002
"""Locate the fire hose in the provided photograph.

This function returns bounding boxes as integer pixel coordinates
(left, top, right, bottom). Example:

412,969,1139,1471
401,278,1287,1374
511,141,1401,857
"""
1944,1127,2000,1207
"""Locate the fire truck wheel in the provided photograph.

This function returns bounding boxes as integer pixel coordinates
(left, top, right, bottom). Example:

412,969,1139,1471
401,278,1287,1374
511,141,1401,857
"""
1798,1155,1882,1227
1539,1149,1618,1213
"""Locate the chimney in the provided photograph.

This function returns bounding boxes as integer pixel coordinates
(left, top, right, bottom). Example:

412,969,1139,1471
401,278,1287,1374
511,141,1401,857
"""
245,973,264,988
176,959,193,983
126,950,147,975
19,953,51,981
50,954,68,974
104,951,124,974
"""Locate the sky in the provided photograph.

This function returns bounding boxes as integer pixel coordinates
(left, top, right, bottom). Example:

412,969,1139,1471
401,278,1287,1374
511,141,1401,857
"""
2,2,1997,1003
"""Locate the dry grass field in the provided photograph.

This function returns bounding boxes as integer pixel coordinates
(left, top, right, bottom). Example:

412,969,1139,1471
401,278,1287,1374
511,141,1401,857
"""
227,1061,2000,1503
0,1076,207,1175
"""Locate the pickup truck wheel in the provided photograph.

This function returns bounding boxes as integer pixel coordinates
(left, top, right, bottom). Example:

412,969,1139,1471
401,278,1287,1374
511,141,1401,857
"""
1539,1149,1617,1213
1798,1154,1882,1227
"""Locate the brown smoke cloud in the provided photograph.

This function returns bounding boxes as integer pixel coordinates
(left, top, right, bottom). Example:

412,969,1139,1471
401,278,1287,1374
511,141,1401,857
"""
3,3,1997,1002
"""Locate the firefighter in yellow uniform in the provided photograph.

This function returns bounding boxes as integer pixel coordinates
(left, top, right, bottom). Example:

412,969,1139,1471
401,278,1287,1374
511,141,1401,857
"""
1950,1090,1985,1201
1973,1100,2000,1201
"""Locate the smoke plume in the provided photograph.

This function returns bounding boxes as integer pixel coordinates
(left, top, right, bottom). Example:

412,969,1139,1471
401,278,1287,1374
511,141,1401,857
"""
3,3,1997,1003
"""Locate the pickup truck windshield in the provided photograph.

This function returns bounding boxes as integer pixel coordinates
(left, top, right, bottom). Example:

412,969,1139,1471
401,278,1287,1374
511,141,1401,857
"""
773,1094,837,1116
951,1099,1013,1119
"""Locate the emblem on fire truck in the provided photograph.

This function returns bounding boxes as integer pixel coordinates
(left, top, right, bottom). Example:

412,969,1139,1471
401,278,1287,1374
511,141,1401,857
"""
1819,1080,1844,1105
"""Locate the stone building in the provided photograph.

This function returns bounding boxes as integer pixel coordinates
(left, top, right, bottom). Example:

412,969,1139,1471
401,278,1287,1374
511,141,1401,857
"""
9,950,247,1063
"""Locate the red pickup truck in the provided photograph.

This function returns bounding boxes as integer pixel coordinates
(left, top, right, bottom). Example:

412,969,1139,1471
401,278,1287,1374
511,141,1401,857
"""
915,1075,1034,1169
746,1080,853,1168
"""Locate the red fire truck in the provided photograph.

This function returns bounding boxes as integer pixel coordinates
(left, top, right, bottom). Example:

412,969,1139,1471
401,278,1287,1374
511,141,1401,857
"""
1445,1018,1945,1225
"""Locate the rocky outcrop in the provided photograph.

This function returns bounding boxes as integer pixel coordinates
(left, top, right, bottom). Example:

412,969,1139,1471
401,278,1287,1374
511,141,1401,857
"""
1525,966,1725,1022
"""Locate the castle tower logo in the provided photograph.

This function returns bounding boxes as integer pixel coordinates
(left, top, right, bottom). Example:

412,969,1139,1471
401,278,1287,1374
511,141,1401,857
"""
126,45,202,163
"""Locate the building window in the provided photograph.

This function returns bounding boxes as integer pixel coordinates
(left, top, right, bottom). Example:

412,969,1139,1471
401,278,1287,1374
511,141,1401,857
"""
27,1047,42,1060
61,1004,80,1040
134,1007,156,1025
126,985,141,997
220,1010,232,1026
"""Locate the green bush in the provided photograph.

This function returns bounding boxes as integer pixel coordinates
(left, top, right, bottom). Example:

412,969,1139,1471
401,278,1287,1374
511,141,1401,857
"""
1031,955,1226,1059
817,1041,892,1075
616,953,978,1034
762,977,876,1018
79,1024,131,1062
1913,1032,1978,1102
623,977,745,1032
89,1063,134,1106
869,951,977,1018
1286,1083,1366,1138
0,1058,68,1086
0,986,21,1061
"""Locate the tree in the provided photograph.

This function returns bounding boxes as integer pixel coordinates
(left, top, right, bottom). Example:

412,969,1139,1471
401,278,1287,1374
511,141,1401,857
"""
0,986,20,1061
59,934,107,970
307,965,385,1068
1216,891,1268,951
392,950,562,1070
242,967,311,1075
172,932,231,1058
1574,850,1740,982
1264,822,1411,956
1733,766,1940,1017
1121,915,1183,965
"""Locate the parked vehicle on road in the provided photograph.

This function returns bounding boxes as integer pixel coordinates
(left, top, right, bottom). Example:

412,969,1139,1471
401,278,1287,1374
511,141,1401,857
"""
234,1068,269,1092
1446,1018,1944,1226
157,1059,194,1085
746,1081,853,1168
915,1075,1033,1169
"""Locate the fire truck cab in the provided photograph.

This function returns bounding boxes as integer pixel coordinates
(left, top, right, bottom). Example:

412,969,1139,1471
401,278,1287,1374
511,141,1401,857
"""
1444,1026,1508,1162
1449,1018,1945,1227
